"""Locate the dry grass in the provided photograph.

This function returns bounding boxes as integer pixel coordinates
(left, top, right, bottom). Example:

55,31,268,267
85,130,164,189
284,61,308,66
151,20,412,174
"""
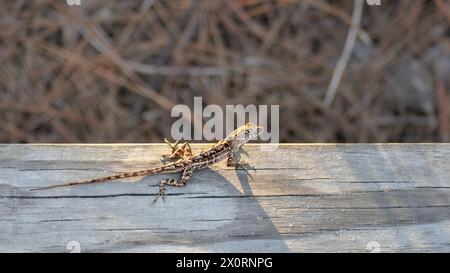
0,0,449,143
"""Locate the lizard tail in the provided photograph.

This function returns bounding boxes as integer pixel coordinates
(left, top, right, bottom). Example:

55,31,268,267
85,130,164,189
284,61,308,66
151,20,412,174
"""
30,167,167,191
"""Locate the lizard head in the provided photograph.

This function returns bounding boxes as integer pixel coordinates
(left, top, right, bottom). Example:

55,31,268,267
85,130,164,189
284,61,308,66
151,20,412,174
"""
227,123,264,147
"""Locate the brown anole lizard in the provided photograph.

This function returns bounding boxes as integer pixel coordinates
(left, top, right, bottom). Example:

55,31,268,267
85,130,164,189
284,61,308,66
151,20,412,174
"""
31,123,263,203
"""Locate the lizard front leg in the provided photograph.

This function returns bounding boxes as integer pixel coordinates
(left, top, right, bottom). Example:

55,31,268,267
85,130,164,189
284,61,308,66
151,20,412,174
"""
227,152,254,181
152,167,193,204
226,151,238,167
226,149,249,166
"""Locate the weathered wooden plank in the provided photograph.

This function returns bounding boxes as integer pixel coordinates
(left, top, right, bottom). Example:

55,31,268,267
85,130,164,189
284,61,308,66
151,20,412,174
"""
1,144,450,252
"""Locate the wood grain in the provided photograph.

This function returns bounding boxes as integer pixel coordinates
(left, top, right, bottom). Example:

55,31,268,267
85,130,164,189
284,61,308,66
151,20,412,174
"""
1,144,450,252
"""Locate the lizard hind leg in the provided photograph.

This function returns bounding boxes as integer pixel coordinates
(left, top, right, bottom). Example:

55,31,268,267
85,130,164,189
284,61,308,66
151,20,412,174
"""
162,139,193,161
151,168,193,205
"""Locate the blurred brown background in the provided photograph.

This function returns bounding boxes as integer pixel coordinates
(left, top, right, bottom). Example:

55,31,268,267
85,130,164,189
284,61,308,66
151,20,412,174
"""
0,0,449,143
